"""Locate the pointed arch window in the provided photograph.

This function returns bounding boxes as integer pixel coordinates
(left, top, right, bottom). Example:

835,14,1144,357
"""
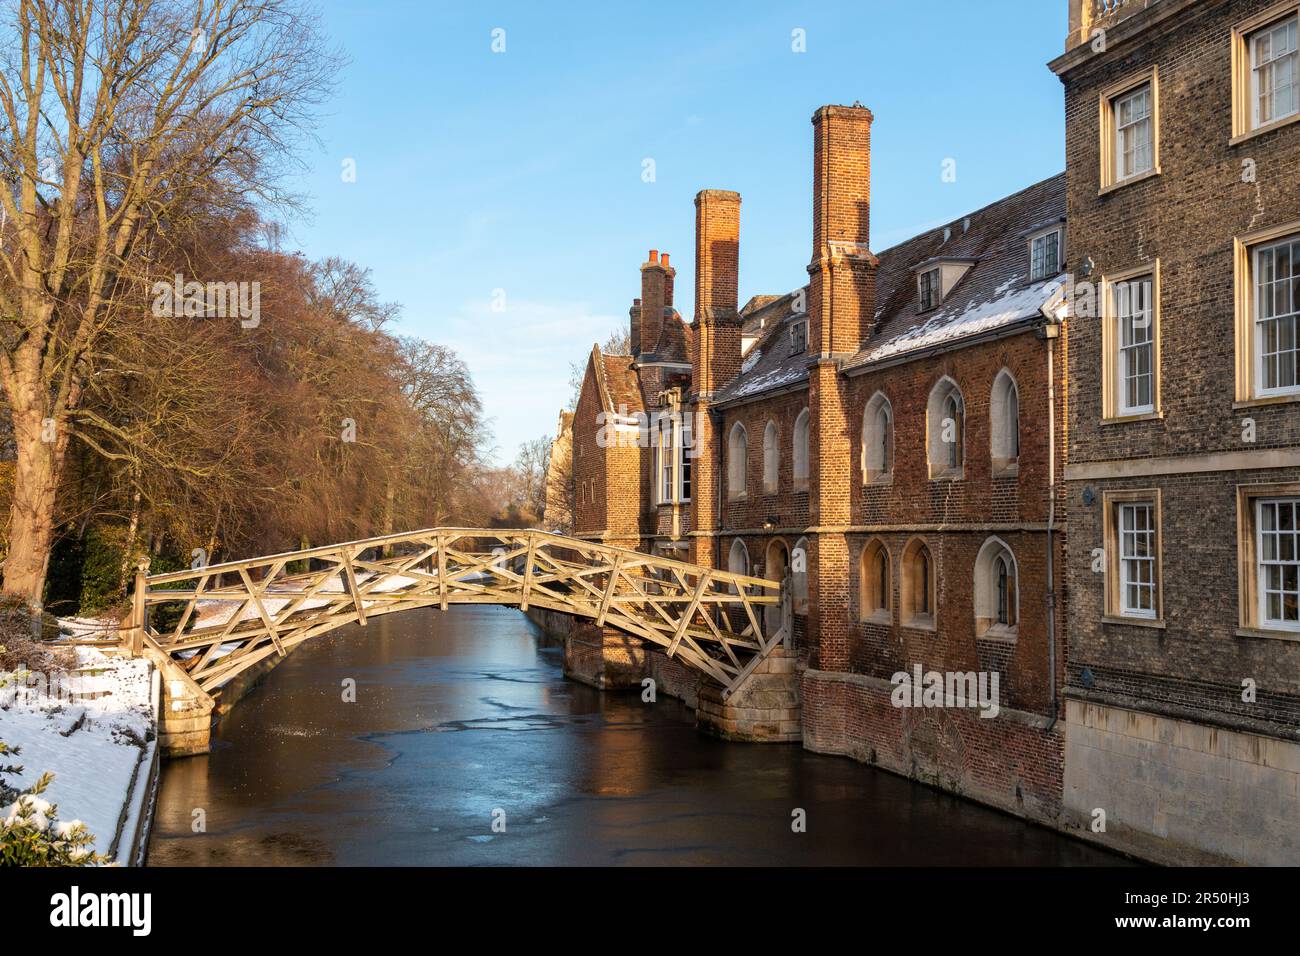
927,378,965,479
793,409,810,490
860,539,891,623
990,370,1020,473
728,538,750,578
975,537,1019,638
728,423,748,498
762,420,780,494
862,393,893,483
901,539,936,629
792,536,810,615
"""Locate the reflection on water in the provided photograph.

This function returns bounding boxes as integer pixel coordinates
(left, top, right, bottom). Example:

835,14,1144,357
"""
148,606,1125,866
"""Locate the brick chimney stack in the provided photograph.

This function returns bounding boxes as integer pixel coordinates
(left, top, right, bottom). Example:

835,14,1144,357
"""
628,297,642,357
808,103,877,358
804,103,877,672
691,189,742,398
639,249,669,358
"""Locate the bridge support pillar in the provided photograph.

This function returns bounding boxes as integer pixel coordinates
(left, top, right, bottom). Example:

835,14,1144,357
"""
564,622,650,690
696,647,801,742
136,636,216,757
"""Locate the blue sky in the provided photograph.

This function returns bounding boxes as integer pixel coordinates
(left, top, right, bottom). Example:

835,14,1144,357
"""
285,0,1069,462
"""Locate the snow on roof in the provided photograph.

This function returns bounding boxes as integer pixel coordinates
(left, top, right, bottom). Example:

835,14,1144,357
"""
851,273,1066,366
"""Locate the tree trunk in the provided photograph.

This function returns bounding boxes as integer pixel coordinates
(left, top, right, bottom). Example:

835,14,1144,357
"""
120,481,143,591
4,407,61,607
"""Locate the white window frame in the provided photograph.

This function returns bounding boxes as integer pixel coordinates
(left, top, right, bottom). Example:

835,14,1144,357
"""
1099,68,1160,192
1256,497,1300,631
656,416,672,504
679,414,692,503
1251,12,1300,130
1114,84,1154,183
1115,276,1156,416
654,412,692,505
1253,234,1300,398
1118,502,1158,619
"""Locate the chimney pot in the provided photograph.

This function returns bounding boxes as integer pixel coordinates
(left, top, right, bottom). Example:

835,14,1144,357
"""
661,253,670,268
649,249,659,263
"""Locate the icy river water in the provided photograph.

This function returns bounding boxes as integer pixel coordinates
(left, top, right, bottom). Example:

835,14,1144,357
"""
147,605,1126,866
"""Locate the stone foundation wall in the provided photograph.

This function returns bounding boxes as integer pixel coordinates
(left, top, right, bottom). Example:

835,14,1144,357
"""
563,622,650,691
1062,697,1300,866
696,647,800,742
801,668,1064,824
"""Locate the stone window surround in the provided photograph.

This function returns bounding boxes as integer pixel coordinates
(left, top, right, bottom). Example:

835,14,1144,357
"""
1100,260,1163,422
900,536,937,632
1098,65,1162,195
727,421,748,500
1233,218,1300,406
1235,481,1300,641
1101,487,1165,628
974,535,1019,640
990,368,1021,476
926,376,966,480
1230,0,1300,145
859,537,892,624
861,391,894,485
761,419,780,495
792,408,811,491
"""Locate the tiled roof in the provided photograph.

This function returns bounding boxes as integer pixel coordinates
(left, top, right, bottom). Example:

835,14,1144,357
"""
713,173,1066,404
652,309,692,365
844,173,1067,371
714,293,809,405
592,347,644,414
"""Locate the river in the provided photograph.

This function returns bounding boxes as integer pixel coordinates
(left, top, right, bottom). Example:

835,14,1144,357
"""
147,605,1126,866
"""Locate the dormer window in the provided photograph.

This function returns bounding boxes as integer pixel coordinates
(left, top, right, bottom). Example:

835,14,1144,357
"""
914,258,975,312
790,319,808,354
1029,227,1064,281
918,268,941,311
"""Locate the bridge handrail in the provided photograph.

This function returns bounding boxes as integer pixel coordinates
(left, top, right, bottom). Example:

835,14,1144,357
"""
140,527,781,595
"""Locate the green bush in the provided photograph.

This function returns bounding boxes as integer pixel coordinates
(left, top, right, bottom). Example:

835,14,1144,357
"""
143,551,192,637
0,740,107,867
79,526,128,614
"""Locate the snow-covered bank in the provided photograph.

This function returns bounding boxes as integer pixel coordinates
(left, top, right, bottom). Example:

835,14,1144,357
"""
0,643,159,863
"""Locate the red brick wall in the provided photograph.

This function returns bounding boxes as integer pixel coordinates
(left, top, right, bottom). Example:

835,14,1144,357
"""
801,669,1065,823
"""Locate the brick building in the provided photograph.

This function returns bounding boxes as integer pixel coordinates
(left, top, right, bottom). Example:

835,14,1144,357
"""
1052,0,1300,864
555,0,1300,865
567,103,1075,824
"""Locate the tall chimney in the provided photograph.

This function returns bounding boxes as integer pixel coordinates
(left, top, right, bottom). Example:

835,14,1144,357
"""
628,297,642,357
639,250,668,357
692,189,741,398
808,103,876,357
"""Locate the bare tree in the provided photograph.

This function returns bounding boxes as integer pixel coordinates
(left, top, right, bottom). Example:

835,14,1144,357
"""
0,0,339,603
566,327,632,410
513,436,550,522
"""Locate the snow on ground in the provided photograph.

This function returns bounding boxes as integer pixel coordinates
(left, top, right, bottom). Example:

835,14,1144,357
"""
0,644,155,859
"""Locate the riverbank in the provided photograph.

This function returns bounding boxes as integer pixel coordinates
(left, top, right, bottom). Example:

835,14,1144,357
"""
0,642,160,865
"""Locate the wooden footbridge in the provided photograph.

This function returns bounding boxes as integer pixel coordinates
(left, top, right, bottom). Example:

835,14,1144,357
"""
124,529,786,712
